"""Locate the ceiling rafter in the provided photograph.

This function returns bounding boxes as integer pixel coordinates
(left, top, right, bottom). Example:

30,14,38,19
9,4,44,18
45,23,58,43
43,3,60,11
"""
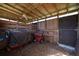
0,3,78,24
0,4,28,23
0,9,18,20
41,4,52,17
5,3,36,20
19,4,44,21
27,4,78,22
0,4,30,23
5,3,40,23
30,4,47,18
2,4,22,14
4,4,35,21
65,3,69,14
0,8,21,21
17,4,40,20
0,5,21,17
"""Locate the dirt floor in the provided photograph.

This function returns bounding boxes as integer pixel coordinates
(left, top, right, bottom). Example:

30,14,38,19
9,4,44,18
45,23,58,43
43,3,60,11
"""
0,42,74,56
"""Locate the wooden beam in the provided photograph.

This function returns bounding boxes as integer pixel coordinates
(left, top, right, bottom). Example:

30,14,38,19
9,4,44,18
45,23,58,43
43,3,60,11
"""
30,4,47,18
0,8,19,20
41,4,52,16
0,5,21,17
5,3,37,23
6,3,37,19
19,4,40,18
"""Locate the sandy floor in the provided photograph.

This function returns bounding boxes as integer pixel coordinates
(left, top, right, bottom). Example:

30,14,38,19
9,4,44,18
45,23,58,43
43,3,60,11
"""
0,42,72,56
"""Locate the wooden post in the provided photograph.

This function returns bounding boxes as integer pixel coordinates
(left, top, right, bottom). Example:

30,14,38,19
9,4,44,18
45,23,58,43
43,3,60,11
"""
45,18,47,30
56,13,60,45
76,5,79,55
16,20,19,30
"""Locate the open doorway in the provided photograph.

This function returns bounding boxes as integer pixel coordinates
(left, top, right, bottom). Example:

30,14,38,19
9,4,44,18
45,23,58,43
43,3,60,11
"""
59,14,78,49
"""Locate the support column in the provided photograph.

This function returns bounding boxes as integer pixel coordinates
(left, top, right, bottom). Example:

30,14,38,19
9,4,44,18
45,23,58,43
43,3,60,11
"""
76,7,79,55
45,18,47,30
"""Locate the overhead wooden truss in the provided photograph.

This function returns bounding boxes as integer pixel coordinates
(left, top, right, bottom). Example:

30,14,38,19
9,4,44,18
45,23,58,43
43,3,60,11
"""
0,3,78,24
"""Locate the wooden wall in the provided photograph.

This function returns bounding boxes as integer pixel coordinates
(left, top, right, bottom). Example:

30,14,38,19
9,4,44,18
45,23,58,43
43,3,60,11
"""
0,20,8,29
38,21,45,30
38,19,59,44
0,20,27,29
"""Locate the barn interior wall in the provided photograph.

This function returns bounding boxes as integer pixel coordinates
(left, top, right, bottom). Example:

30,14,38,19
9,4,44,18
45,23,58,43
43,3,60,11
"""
0,20,27,29
38,19,59,44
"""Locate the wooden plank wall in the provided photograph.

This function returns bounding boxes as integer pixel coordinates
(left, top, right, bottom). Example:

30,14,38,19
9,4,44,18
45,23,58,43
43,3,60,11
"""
38,19,59,44
0,20,8,29
38,21,45,30
0,20,27,29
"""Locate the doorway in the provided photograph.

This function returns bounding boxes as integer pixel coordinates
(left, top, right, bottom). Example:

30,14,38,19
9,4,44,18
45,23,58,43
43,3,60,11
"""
59,14,78,47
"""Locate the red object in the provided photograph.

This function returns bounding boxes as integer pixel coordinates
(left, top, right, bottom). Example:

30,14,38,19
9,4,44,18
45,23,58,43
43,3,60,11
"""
34,33,43,43
10,43,26,49
10,44,19,49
